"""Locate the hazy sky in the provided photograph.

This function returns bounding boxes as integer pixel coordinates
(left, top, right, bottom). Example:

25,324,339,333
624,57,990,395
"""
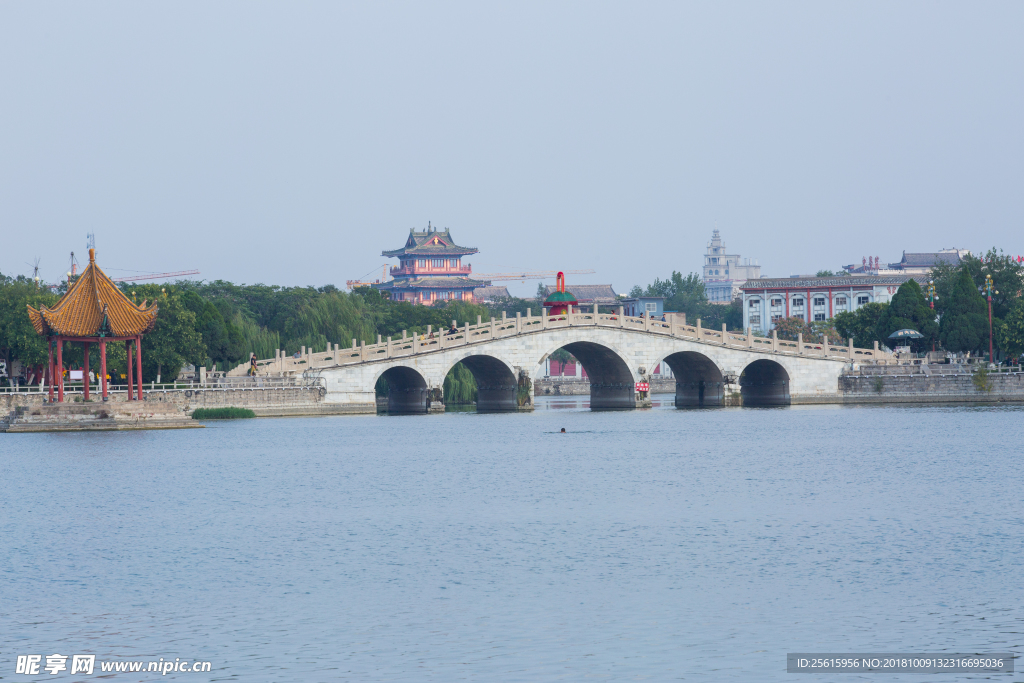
2,3,1022,296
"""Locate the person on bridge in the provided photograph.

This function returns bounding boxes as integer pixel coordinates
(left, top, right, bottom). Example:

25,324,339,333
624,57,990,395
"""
447,323,458,335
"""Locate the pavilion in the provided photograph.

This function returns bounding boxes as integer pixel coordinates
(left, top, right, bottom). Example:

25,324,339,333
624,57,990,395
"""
27,248,158,403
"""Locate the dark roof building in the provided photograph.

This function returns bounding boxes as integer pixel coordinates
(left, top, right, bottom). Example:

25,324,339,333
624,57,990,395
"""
382,224,479,258
541,284,619,306
373,223,486,304
843,249,969,275
473,286,512,302
890,250,966,271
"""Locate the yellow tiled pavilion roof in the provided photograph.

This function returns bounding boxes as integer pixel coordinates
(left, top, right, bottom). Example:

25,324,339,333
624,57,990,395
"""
27,249,159,337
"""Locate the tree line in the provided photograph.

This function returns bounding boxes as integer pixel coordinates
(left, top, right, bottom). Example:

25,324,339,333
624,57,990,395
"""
631,251,1024,361
0,277,530,401
763,250,1023,358
3,252,1021,397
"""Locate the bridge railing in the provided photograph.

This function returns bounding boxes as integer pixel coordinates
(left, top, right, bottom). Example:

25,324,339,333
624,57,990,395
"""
227,305,893,376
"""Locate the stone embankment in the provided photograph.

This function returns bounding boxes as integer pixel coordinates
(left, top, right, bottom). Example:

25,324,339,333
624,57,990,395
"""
1,381,349,426
839,366,1024,404
534,377,676,396
3,403,198,432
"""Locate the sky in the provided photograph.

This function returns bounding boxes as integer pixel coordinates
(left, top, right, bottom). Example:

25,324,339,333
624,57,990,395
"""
1,2,1022,297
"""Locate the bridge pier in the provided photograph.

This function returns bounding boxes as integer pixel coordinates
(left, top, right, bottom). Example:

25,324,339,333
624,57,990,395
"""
476,383,518,412
675,380,724,407
589,383,637,410
388,387,430,414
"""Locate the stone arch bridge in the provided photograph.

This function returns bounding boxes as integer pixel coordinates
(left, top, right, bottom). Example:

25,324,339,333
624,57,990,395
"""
233,308,891,413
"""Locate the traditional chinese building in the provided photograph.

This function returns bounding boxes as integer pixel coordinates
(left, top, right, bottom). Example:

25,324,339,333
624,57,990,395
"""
373,223,486,304
843,249,969,275
27,248,158,402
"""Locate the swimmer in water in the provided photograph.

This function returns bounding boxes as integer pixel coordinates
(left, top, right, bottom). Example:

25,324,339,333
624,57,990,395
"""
560,428,566,433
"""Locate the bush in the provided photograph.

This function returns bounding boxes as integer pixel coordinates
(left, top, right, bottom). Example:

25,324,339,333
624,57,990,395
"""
972,368,993,393
191,407,256,420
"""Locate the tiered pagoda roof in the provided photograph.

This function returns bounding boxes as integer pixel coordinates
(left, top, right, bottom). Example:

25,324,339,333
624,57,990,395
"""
382,225,479,258
375,276,488,291
27,248,159,337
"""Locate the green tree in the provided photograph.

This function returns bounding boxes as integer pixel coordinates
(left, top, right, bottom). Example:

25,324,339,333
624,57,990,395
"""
0,274,58,381
834,302,887,349
932,249,1023,322
773,316,808,341
630,271,720,324
816,269,835,277
180,290,244,366
807,319,843,344
995,298,1024,361
482,295,533,318
938,269,988,354
128,285,206,382
443,362,477,404
874,279,939,351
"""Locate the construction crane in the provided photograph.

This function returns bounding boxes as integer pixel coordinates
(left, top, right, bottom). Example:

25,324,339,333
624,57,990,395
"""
471,269,596,282
110,269,200,283
346,265,389,290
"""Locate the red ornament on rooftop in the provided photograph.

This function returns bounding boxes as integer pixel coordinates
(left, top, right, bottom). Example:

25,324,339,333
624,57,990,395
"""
543,272,578,315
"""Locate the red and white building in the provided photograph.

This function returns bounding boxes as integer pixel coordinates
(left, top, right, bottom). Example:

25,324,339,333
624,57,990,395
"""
740,274,930,334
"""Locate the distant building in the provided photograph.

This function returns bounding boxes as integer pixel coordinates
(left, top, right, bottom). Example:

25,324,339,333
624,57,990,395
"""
620,296,664,317
843,249,969,276
472,286,511,303
887,249,968,274
541,284,619,307
703,229,761,303
740,274,930,334
373,223,487,304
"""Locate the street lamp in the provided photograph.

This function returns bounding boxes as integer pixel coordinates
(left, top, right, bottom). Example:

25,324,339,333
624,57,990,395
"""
926,281,938,351
983,274,999,363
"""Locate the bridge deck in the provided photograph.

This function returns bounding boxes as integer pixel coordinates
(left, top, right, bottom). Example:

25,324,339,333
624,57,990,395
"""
233,308,891,377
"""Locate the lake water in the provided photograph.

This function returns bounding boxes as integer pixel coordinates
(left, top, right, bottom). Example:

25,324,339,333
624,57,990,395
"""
2,398,1022,681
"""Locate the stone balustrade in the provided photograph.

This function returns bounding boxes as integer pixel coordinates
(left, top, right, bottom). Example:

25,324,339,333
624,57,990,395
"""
229,305,892,378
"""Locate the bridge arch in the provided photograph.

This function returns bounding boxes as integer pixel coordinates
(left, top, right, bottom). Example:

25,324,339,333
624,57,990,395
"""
739,359,790,406
442,354,520,412
375,365,431,414
659,351,724,407
542,340,636,409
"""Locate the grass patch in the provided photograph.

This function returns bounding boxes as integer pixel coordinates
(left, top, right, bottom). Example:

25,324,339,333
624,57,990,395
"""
191,407,257,420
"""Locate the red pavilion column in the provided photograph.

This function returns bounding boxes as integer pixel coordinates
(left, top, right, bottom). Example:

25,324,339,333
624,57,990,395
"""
47,338,54,402
135,335,143,401
56,337,64,403
126,339,134,401
100,340,108,400
83,341,91,401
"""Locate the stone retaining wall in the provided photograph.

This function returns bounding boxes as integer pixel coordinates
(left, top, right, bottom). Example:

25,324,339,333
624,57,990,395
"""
3,403,198,432
839,372,1024,403
535,377,676,396
0,386,351,418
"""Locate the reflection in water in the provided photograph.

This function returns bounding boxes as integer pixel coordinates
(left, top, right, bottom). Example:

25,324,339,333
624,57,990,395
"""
2,404,1022,681
533,394,677,411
